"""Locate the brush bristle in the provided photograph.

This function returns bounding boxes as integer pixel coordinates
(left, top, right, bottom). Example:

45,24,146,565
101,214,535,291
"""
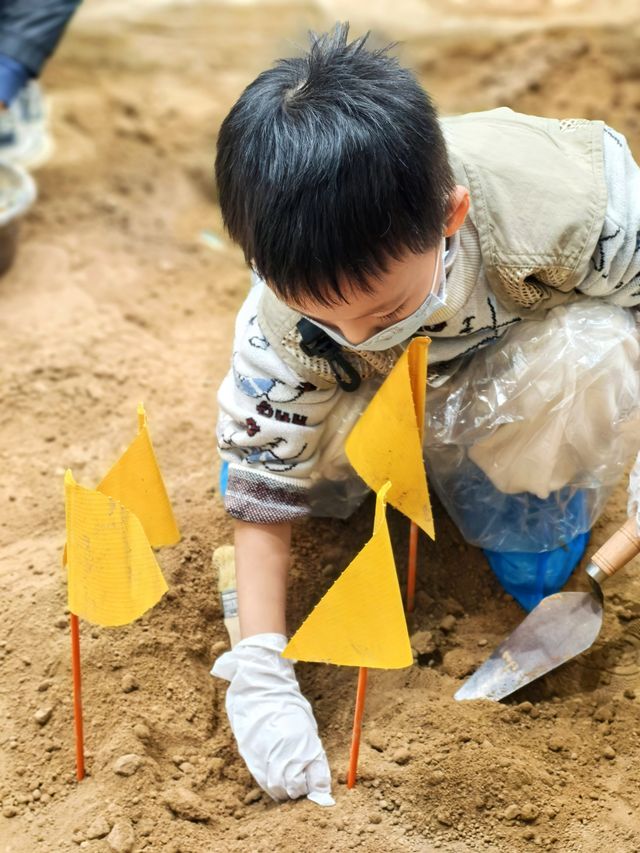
213,544,236,592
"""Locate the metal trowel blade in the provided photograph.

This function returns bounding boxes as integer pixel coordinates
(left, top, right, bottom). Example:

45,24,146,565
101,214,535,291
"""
455,589,603,702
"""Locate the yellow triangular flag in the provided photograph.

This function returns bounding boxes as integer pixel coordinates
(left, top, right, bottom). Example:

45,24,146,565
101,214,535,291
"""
283,483,412,668
64,470,168,626
345,337,434,538
97,403,180,547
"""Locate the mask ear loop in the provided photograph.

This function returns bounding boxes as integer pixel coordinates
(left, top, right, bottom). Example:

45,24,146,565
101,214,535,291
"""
427,238,444,296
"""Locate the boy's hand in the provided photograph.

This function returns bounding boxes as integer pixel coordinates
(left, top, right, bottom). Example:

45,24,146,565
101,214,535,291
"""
211,633,334,806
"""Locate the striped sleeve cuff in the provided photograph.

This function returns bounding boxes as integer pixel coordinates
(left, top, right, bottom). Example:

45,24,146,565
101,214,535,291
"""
223,465,310,524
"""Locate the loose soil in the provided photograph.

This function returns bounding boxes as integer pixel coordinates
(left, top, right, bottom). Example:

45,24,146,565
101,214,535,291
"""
2,2,640,852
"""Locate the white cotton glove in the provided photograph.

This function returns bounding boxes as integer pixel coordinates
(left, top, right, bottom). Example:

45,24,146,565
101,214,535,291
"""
211,633,334,806
628,451,640,535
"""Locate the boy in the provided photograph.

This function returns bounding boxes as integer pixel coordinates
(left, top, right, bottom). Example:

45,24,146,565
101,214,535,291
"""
211,24,640,804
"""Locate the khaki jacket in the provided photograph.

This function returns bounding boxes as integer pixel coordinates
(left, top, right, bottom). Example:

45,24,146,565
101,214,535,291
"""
256,107,607,386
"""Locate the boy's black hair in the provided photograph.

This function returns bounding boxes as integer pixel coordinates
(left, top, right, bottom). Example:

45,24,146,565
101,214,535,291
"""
215,22,455,306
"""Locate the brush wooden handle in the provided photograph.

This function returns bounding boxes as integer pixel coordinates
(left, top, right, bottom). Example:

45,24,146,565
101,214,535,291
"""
591,517,640,578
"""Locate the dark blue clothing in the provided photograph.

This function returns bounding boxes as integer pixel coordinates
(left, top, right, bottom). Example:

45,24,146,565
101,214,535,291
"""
0,0,81,103
0,52,27,104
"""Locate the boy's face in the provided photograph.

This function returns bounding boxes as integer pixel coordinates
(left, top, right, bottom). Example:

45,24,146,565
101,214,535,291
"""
283,185,470,346
291,247,444,345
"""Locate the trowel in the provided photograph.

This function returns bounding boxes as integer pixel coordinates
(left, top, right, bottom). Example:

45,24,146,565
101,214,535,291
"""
455,518,640,701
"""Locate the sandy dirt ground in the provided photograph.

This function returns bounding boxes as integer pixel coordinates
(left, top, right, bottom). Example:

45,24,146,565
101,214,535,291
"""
2,2,640,852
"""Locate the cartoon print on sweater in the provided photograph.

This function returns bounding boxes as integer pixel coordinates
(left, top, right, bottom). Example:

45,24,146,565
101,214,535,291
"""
247,314,270,350
233,355,316,403
604,126,624,148
459,315,476,335
245,438,308,471
220,425,308,472
453,297,521,359
245,417,260,437
592,227,621,275
619,230,640,295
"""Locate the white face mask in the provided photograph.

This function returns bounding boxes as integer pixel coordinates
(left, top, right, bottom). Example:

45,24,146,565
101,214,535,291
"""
304,240,447,352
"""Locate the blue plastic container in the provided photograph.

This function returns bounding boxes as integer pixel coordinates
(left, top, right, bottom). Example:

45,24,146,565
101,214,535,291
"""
426,455,592,610
483,530,589,611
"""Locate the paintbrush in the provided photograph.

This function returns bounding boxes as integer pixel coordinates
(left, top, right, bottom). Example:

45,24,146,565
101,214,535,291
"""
212,545,240,648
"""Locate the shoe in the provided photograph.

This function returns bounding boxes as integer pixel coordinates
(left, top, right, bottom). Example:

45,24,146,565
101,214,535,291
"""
483,530,590,612
0,159,36,274
0,108,16,146
0,81,53,169
17,79,47,123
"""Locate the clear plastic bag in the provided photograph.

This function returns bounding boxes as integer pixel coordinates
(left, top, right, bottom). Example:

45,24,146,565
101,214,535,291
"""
424,300,640,552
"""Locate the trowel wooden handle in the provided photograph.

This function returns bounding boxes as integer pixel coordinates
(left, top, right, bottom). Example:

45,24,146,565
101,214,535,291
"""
591,517,640,578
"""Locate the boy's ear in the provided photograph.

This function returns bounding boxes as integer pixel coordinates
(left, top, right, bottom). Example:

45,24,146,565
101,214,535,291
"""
444,185,470,237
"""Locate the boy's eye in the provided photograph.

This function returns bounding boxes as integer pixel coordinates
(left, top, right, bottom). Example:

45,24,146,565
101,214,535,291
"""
378,304,404,321
379,309,400,321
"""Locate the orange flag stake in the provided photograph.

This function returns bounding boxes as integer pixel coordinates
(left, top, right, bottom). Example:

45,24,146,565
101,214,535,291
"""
347,667,368,789
405,338,428,613
70,614,85,781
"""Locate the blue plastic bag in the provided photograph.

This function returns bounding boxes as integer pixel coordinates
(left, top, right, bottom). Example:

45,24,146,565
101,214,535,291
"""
483,531,589,612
